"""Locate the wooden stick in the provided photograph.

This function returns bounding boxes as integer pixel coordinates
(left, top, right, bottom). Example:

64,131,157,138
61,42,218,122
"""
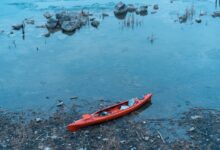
157,130,165,143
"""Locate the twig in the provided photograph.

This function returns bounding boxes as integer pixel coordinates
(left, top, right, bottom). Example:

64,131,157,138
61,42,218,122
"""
157,130,165,143
35,133,44,140
12,40,16,48
135,131,142,141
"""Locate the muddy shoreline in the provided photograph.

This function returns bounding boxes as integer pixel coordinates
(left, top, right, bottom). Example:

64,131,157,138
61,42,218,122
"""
1,103,220,150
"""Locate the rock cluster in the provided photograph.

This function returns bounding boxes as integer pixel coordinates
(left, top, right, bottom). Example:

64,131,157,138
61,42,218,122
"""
114,2,158,19
45,11,90,33
10,10,103,38
43,11,101,35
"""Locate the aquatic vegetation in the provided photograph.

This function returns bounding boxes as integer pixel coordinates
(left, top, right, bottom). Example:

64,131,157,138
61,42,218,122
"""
179,5,195,23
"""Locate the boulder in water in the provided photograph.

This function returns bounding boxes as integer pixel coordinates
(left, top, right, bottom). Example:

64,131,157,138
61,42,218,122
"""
114,2,127,15
91,20,100,28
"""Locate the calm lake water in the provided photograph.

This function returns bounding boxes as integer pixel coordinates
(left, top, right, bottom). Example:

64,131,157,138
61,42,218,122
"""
0,0,220,118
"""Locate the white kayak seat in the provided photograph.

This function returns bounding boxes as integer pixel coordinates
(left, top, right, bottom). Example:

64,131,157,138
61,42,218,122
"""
128,98,135,107
120,105,129,110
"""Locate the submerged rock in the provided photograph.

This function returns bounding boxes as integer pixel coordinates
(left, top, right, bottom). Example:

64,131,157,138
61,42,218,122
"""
179,14,187,23
153,4,159,10
46,18,58,29
114,2,127,15
195,18,202,23
151,11,157,14
91,20,100,28
12,23,24,30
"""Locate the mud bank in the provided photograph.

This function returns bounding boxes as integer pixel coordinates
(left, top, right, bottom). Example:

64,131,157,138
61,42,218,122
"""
0,105,220,150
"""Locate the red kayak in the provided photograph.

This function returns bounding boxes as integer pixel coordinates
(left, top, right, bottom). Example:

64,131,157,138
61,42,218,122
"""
67,93,152,132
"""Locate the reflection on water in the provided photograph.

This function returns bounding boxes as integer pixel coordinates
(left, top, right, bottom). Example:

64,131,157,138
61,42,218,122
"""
215,0,220,8
120,13,144,30
0,0,220,118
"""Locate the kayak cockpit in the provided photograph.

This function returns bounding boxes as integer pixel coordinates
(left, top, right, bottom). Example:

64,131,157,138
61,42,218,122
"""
93,98,137,117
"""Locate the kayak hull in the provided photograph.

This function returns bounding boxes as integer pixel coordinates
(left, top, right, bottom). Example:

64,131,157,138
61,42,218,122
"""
67,93,152,132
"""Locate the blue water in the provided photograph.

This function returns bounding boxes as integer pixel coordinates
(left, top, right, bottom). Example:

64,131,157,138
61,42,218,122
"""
0,0,220,118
